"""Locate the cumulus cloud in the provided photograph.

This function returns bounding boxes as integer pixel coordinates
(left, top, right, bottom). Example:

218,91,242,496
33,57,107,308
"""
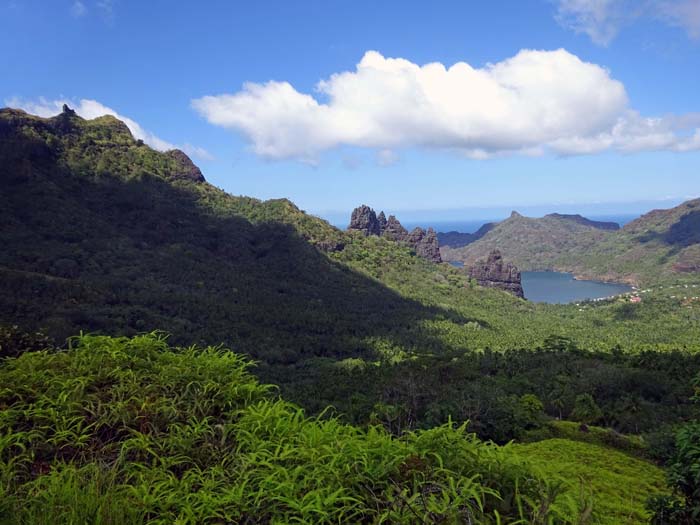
553,0,700,44
192,49,700,162
5,97,213,161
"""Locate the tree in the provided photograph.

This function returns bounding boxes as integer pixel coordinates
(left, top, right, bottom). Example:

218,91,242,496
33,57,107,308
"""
571,394,602,426
648,374,700,524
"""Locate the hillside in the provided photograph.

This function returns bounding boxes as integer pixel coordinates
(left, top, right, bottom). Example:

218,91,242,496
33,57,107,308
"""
3,106,700,442
440,211,613,271
0,106,425,361
437,222,495,248
438,214,618,249
442,203,700,285
2,333,671,524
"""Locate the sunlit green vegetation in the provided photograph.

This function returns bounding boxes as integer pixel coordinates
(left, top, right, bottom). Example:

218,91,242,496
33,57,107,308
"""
1,333,606,524
442,201,700,286
516,439,666,524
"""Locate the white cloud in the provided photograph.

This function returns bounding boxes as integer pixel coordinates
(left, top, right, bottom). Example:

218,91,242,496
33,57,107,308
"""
192,49,700,162
553,0,700,44
554,0,627,45
5,97,212,161
71,0,86,17
657,0,700,38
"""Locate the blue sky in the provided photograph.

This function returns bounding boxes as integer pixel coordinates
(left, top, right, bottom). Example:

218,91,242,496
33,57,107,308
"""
2,0,699,223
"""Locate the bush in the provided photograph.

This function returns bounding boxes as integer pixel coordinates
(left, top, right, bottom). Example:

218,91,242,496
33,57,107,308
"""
0,333,588,524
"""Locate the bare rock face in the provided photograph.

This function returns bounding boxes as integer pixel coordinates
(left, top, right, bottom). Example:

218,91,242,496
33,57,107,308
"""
165,149,206,183
348,205,381,236
407,227,442,263
468,249,523,298
348,205,441,263
377,211,388,233
383,214,409,241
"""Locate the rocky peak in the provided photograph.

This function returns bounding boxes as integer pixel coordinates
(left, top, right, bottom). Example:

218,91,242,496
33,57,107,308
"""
407,227,442,263
377,211,388,233
348,205,382,236
468,249,524,298
61,104,77,117
510,211,522,219
52,104,81,133
348,205,441,263
165,149,206,183
383,214,409,241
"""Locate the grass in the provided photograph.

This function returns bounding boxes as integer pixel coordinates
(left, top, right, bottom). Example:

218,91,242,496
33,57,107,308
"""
515,438,667,524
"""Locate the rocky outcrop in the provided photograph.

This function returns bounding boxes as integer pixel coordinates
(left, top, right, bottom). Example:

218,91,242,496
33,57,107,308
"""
165,149,206,183
383,214,409,241
348,205,382,236
347,206,441,263
468,250,523,298
377,211,388,232
407,227,442,263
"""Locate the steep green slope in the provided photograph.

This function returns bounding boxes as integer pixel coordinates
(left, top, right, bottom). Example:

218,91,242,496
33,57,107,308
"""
442,203,700,285
0,107,455,364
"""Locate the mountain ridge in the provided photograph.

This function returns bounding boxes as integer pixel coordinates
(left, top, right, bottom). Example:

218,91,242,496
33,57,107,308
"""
441,200,700,285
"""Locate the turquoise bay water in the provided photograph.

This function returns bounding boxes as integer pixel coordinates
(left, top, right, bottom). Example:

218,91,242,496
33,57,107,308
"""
522,271,632,304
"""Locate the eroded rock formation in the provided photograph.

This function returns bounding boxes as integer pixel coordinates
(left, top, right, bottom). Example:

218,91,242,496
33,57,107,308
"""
348,205,441,263
348,205,381,236
165,149,206,183
468,250,523,298
383,214,409,241
407,227,442,263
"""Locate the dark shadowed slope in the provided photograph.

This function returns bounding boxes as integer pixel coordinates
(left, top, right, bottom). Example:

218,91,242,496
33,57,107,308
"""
0,107,474,364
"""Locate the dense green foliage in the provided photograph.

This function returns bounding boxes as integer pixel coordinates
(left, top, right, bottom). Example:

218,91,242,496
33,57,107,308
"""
0,333,606,524
442,202,700,286
647,377,700,524
2,108,699,523
266,344,700,446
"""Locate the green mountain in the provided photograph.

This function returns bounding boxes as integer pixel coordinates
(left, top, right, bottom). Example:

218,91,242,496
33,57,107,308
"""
442,203,700,285
0,106,437,362
438,214,617,249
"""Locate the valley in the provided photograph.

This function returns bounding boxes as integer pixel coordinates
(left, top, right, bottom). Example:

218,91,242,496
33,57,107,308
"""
1,107,699,524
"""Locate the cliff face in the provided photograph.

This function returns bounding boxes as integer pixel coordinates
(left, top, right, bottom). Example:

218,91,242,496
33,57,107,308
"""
468,250,524,298
348,205,441,263
382,214,409,241
407,227,442,263
348,205,382,236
